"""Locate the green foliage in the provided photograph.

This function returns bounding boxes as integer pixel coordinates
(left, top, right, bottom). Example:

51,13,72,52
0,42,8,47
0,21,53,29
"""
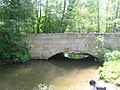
99,60,120,84
35,0,67,33
104,50,120,61
99,50,120,84
40,14,64,33
95,35,110,62
16,0,120,33
0,0,34,63
0,30,31,63
0,0,36,34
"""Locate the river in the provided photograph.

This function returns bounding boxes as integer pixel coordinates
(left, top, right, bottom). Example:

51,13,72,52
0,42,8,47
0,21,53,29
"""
0,59,100,90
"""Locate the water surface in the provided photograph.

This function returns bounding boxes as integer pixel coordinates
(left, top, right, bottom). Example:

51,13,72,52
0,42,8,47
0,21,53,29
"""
0,59,99,90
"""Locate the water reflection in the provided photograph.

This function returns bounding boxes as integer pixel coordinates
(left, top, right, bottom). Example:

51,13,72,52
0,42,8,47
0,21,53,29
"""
0,59,100,90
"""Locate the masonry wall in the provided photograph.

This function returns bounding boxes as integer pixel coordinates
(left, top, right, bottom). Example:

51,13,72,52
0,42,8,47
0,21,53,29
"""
25,33,120,59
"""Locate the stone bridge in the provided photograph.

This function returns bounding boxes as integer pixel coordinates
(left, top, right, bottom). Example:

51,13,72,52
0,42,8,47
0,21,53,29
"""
25,33,120,59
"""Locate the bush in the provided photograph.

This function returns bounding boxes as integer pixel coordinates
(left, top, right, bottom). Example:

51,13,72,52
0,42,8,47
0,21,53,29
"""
99,61,120,83
99,50,120,84
95,35,110,63
104,50,120,61
0,30,31,63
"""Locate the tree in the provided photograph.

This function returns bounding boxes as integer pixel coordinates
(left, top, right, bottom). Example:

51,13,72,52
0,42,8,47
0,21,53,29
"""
113,0,120,32
36,0,42,34
1,0,120,34
60,0,67,33
36,0,67,33
0,0,36,34
0,0,36,63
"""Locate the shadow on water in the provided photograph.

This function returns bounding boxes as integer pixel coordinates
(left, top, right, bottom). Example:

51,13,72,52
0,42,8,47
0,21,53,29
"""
48,52,100,70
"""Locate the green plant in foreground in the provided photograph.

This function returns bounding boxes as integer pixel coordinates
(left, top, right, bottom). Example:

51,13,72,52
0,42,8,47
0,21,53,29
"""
99,60,120,84
104,50,120,61
99,50,120,84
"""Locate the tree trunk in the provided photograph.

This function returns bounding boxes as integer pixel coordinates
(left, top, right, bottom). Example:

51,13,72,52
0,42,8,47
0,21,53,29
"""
44,0,48,33
97,0,100,32
36,0,42,34
113,1,119,32
60,0,66,33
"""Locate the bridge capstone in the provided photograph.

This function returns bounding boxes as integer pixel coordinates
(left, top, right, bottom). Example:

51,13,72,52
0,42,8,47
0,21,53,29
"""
25,33,120,59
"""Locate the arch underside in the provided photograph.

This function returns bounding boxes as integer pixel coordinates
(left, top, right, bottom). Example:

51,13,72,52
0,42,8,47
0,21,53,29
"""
47,48,98,60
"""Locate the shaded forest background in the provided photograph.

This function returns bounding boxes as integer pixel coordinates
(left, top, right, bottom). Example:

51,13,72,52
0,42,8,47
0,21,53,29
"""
0,0,120,34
